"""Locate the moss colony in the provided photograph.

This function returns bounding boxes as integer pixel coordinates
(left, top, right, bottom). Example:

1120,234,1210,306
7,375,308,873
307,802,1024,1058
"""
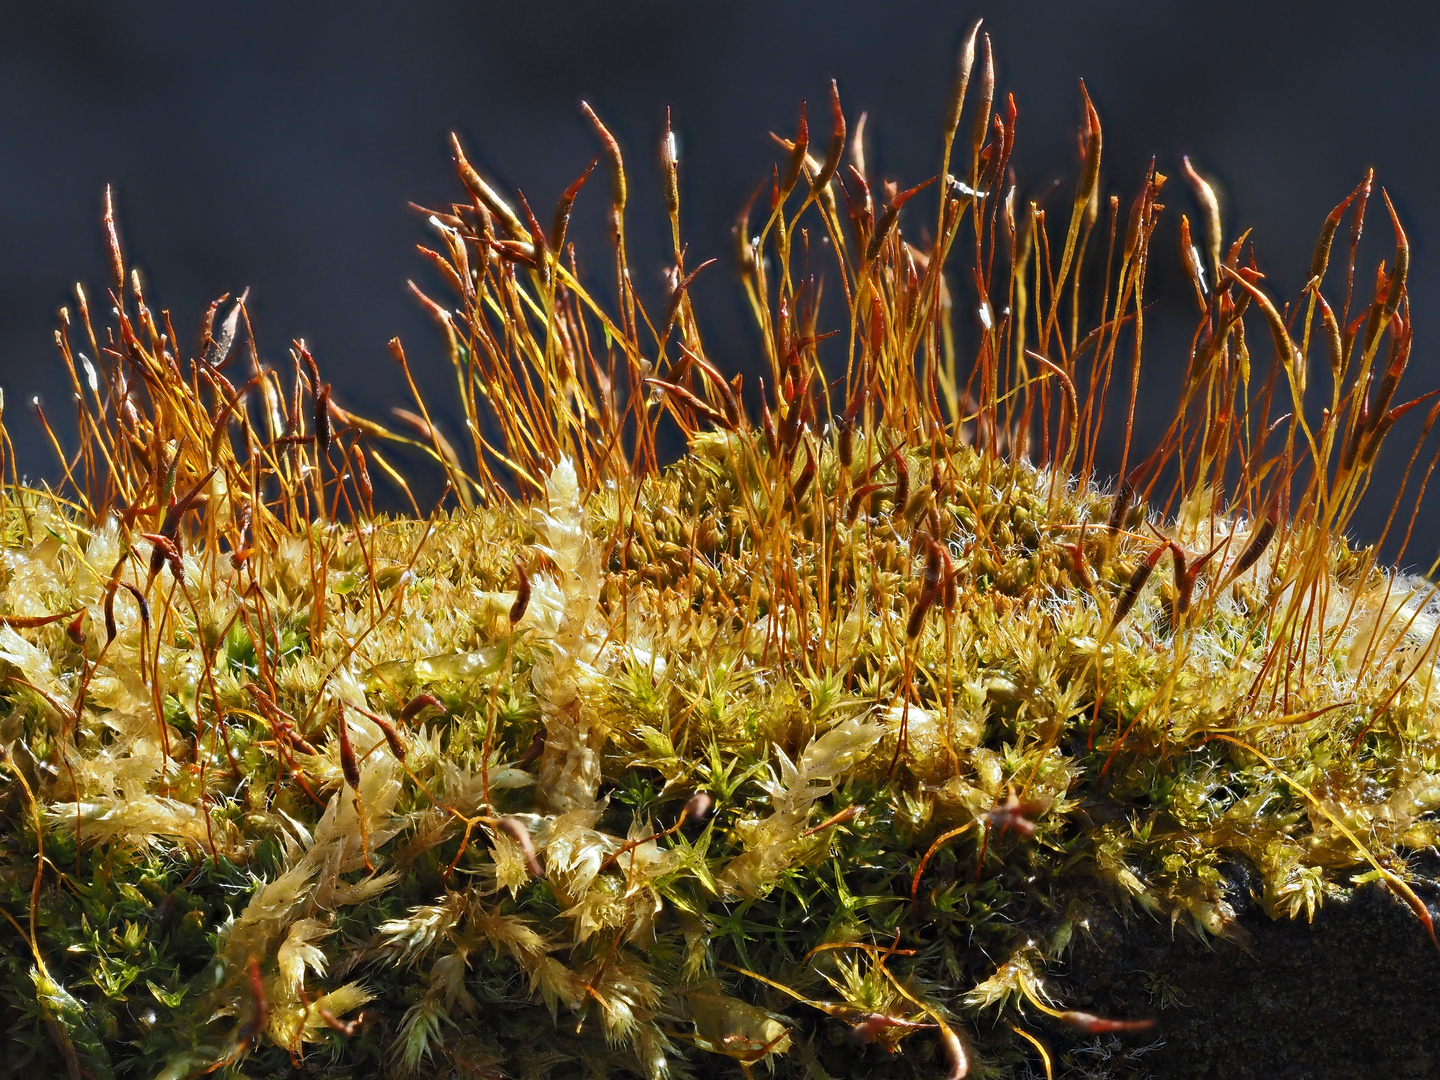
2,23,1439,1080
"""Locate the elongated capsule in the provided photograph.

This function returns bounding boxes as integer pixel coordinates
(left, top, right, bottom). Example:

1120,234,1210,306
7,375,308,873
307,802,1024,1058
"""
778,101,809,200
509,560,531,625
660,108,680,223
1076,81,1102,217
579,102,626,246
1111,544,1166,629
352,443,373,505
920,533,944,593
401,693,443,724
1181,156,1221,287
516,727,545,769
315,383,332,459
891,449,910,516
847,481,886,523
1310,181,1362,285
836,414,854,468
1364,316,1411,436
1179,215,1207,309
1232,499,1280,578
810,80,846,197
373,715,408,762
1382,190,1408,319
1106,480,1134,536
942,22,981,145
865,178,933,264
337,708,360,791
760,378,779,457
104,186,126,295
551,157,597,252
970,33,993,162
104,583,118,643
120,582,149,627
1054,1010,1154,1034
1360,389,1440,468
907,582,943,639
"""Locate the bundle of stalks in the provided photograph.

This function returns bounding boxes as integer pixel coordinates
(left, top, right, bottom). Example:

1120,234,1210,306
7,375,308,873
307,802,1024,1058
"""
2,23,1438,1080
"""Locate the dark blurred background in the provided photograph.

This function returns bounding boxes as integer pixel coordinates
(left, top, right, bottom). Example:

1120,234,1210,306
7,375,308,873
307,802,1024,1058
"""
2,0,1438,562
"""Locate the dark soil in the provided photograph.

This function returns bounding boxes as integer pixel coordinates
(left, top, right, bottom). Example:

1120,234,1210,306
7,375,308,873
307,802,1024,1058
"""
1052,872,1440,1080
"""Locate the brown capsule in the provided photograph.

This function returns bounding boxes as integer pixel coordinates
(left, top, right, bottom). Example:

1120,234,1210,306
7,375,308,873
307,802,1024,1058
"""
844,163,874,237
104,585,118,643
352,443,374,505
942,22,982,145
891,449,910,516
864,178,934,264
1364,315,1411,435
515,727,546,769
810,80,847,197
1382,189,1408,320
660,108,680,223
645,377,730,429
1075,81,1102,213
1317,292,1344,385
119,582,149,626
0,610,77,630
836,415,853,467
66,611,86,645
907,582,943,640
1168,541,1220,616
760,378,779,457
373,715,408,762
401,693,443,724
1053,1010,1155,1034
515,189,551,283
970,33,994,162
142,533,186,587
1360,388,1440,468
337,707,361,791
685,346,743,430
1310,181,1362,285
495,816,543,878
1111,543,1167,630
551,156,597,252
158,466,218,543
1179,214,1207,309
846,481,886,523
1181,156,1221,288
315,383,332,459
732,182,762,274
510,560,531,624
103,186,126,295
779,101,809,201
1231,499,1280,579
682,792,713,824
579,102,626,246
1107,481,1134,536
451,133,529,243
